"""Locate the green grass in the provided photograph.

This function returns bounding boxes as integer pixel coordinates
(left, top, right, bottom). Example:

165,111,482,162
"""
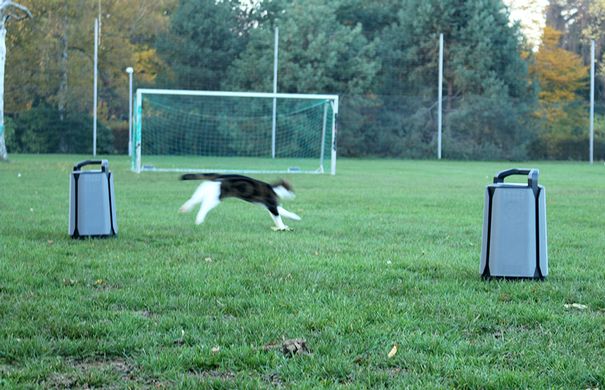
1,154,604,388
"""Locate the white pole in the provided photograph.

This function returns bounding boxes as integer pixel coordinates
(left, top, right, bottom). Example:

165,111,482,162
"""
437,33,443,160
126,67,133,157
589,40,595,164
319,103,328,172
97,0,101,44
0,22,7,161
135,89,142,173
271,27,278,159
330,99,338,175
93,18,98,156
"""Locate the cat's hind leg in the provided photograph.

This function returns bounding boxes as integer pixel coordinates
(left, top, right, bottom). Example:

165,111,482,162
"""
277,206,301,221
193,181,221,224
195,197,220,224
179,182,211,213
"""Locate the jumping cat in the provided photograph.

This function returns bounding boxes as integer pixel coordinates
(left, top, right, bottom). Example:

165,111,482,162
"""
179,173,301,231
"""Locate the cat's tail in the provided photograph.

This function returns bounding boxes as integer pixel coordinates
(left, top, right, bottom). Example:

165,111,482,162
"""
180,173,221,181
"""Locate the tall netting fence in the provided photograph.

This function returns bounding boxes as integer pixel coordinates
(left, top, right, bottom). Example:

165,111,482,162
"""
338,95,438,159
338,94,605,161
592,98,605,161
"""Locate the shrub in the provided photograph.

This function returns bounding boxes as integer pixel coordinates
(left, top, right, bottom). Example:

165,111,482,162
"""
8,104,114,154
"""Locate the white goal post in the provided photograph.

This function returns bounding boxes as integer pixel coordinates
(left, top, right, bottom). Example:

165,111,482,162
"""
131,89,339,175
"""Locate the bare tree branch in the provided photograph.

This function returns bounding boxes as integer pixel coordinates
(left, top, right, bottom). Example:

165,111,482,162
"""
0,0,31,15
0,1,32,24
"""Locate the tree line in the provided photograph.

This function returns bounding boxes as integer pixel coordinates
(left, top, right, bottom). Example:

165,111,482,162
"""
3,0,604,160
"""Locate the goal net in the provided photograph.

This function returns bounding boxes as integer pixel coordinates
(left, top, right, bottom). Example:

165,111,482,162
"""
131,89,339,175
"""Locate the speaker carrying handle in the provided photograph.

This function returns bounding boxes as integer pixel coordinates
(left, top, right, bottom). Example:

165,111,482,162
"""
493,168,539,196
73,160,109,173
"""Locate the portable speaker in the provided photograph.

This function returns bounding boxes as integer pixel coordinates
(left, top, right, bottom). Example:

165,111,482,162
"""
480,168,547,279
69,160,118,238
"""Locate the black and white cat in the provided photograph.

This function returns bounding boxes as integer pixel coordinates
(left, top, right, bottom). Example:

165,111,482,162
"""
179,173,301,230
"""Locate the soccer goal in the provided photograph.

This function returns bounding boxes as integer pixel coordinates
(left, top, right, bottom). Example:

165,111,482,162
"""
131,89,339,175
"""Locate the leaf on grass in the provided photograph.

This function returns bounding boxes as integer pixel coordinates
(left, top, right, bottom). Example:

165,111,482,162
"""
174,330,186,345
388,344,398,358
564,303,588,310
63,278,77,286
282,339,309,357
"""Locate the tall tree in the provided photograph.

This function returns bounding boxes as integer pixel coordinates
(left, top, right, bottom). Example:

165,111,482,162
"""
157,0,247,90
529,26,589,158
545,0,592,61
335,0,400,42
503,0,548,52
0,0,30,161
378,0,536,159
222,0,380,157
5,0,173,153
530,27,588,112
581,0,605,84
224,0,379,94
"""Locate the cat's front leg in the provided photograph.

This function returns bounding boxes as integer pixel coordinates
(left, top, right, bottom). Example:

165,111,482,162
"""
269,212,290,231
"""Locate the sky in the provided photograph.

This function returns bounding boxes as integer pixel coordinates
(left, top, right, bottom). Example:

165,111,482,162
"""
502,0,550,50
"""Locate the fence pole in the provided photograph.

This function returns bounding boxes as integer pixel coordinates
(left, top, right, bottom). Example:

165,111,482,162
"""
589,40,595,164
126,67,133,157
271,27,279,159
93,18,98,156
438,33,443,160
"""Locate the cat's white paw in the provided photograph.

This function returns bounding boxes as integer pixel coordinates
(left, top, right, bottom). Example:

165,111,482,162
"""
179,203,193,213
271,226,292,231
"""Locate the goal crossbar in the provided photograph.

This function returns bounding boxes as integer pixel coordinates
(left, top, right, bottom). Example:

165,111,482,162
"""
136,88,339,113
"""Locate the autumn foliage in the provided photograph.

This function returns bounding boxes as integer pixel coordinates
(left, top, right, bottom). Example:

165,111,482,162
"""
529,26,590,158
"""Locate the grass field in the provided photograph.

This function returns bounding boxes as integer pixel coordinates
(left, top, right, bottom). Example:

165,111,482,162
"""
1,154,604,388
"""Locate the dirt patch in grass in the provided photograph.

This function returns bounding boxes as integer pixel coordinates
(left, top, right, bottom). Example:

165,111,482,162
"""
264,372,284,387
136,309,153,318
44,357,135,389
387,367,407,378
46,372,76,389
73,357,132,375
188,369,236,381
0,364,14,383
